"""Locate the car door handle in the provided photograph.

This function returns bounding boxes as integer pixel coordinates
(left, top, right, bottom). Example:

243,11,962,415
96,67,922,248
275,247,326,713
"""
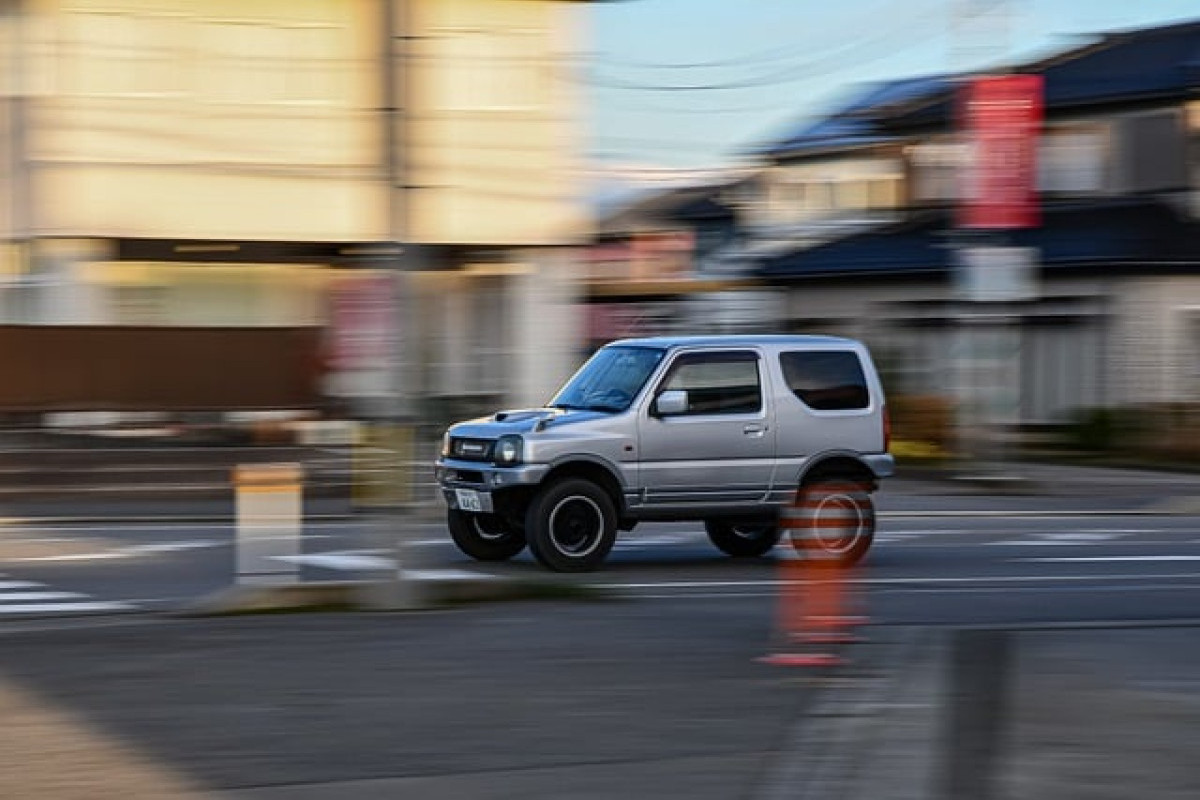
743,424,766,436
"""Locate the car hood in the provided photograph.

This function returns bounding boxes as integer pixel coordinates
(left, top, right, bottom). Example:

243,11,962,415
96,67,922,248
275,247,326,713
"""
448,407,609,438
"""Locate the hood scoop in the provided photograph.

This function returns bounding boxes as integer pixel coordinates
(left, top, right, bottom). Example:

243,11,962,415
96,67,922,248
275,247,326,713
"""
492,408,565,428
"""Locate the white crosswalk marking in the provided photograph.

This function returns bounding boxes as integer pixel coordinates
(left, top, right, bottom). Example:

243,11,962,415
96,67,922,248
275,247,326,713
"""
0,572,133,616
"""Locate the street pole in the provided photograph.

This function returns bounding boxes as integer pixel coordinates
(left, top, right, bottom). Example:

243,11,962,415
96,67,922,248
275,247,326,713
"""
359,0,426,610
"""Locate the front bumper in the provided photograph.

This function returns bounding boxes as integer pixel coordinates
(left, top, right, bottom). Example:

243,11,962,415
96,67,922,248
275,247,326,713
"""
434,458,550,512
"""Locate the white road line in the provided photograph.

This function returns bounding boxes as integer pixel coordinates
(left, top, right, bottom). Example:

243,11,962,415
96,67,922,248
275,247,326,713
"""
591,572,1200,590
1016,555,1200,563
7,539,226,562
0,601,134,614
0,581,40,590
985,532,1126,546
0,591,90,602
620,584,1200,600
273,552,395,571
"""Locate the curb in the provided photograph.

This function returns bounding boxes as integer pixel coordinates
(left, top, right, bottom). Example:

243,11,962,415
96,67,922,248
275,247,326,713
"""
178,573,613,616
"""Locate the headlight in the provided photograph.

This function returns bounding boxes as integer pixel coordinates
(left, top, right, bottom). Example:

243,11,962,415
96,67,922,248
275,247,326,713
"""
494,435,523,466
440,433,451,458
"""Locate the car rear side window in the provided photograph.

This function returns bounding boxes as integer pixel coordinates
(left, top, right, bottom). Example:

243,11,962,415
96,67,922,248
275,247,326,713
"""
779,351,869,410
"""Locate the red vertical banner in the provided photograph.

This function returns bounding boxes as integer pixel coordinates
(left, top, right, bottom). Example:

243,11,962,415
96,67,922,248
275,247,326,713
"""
959,74,1043,229
328,274,397,370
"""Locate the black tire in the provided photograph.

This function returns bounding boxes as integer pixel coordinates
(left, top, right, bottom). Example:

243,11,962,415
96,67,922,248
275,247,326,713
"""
525,478,617,573
447,509,526,562
704,520,780,558
788,479,876,565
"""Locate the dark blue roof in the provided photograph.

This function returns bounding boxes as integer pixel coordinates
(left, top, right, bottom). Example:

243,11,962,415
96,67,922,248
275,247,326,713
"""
758,200,1200,280
753,75,949,158
888,21,1200,129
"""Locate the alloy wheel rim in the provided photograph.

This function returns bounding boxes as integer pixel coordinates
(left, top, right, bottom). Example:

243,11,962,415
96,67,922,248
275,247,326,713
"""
811,492,866,555
548,496,604,557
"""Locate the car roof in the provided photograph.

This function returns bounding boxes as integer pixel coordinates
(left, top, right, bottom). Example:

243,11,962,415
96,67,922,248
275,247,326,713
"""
606,334,862,350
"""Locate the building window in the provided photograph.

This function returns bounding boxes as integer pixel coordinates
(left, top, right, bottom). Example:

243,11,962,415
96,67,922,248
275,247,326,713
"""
867,177,901,209
834,180,869,211
803,182,833,213
1038,124,1107,195
909,138,967,204
779,351,869,410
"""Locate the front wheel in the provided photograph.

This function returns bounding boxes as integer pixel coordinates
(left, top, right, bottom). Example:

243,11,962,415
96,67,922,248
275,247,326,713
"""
447,509,526,562
788,479,876,565
525,478,617,573
704,520,780,558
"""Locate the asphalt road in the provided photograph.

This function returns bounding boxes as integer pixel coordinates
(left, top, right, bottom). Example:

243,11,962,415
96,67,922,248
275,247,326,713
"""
1,476,1198,798
2,503,1198,626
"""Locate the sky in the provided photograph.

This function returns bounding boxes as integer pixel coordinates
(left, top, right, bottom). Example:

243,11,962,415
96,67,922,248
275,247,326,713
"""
585,0,1200,192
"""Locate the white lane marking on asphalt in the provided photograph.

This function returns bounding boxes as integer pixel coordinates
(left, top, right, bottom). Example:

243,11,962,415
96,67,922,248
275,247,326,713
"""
1015,555,1200,563
0,574,137,614
0,601,134,614
986,532,1129,546
0,591,90,602
616,534,698,548
273,552,395,571
622,584,1200,600
8,539,226,562
0,581,40,590
592,572,1200,590
14,552,130,562
121,541,223,555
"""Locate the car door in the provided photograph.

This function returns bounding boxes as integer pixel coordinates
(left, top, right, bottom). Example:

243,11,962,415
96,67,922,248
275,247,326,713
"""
636,349,776,506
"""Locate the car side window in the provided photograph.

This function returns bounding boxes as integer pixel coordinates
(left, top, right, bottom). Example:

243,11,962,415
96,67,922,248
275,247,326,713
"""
657,351,762,415
779,351,869,410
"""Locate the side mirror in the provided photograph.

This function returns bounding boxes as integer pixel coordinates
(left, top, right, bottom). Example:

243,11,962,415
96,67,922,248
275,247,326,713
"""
654,390,689,417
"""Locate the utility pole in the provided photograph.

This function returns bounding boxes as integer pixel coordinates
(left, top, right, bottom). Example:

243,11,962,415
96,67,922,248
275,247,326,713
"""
3,1,33,321
359,0,426,610
949,0,1037,479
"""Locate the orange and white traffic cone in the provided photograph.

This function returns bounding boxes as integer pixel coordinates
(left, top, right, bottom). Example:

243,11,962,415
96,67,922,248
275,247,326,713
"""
758,482,870,667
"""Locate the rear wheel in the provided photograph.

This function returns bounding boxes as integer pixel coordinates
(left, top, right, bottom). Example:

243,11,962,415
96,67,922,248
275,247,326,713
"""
704,520,780,558
525,478,617,573
788,479,875,565
447,509,526,562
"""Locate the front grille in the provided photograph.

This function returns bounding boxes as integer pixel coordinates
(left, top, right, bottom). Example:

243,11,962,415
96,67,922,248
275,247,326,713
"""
450,437,493,462
450,469,485,484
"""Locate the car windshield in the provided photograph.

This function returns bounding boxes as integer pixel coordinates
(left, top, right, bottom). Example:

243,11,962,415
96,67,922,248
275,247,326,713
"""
548,346,666,413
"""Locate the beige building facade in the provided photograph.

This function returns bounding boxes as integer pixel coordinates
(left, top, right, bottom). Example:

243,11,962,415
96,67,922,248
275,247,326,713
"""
0,0,592,414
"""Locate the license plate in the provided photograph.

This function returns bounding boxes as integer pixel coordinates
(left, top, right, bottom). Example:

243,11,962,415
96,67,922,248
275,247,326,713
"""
455,488,484,513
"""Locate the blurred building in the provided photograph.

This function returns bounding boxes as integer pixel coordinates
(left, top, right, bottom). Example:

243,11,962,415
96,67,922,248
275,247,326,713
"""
0,0,595,423
603,20,1200,430
581,178,781,350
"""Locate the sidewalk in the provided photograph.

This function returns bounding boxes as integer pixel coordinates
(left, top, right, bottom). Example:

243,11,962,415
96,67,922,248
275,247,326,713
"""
784,623,1200,799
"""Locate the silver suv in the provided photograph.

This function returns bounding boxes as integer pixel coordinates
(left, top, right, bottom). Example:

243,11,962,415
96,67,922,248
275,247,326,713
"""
435,335,894,572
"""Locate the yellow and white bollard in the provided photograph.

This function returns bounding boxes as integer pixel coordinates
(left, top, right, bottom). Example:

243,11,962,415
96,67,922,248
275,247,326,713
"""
232,463,303,586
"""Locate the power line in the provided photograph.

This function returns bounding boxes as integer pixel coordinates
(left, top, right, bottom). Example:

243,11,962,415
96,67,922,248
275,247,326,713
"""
589,0,899,71
582,4,946,92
